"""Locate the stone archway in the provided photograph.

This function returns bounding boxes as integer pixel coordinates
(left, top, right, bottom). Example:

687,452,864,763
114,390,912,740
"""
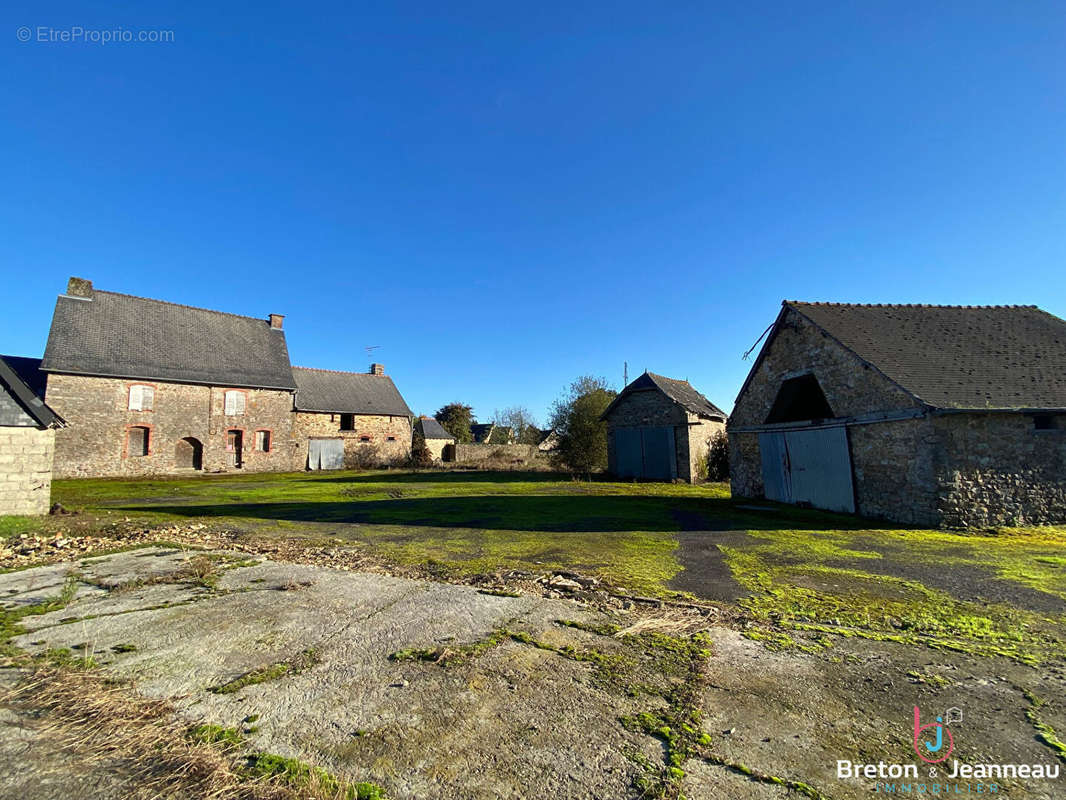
175,437,203,470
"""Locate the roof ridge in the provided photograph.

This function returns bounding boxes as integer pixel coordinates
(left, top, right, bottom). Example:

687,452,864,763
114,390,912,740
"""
89,289,278,325
786,300,1040,309
293,365,389,377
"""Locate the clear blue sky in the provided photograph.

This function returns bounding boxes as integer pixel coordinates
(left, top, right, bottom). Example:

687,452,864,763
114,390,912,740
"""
4,2,1064,423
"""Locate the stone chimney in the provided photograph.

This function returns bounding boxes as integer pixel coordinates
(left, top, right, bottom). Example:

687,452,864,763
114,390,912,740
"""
66,277,93,299
268,314,284,330
370,363,385,376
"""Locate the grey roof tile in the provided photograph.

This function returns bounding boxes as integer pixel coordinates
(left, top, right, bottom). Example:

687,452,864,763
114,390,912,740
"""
788,302,1066,409
293,367,412,416
602,372,727,421
40,289,296,389
417,416,454,440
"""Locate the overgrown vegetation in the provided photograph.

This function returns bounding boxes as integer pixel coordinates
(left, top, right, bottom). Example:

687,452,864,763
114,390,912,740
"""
548,375,617,474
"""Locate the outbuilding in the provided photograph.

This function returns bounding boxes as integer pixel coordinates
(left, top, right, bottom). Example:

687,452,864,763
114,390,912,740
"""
0,355,64,515
415,416,456,463
729,301,1066,527
601,372,727,483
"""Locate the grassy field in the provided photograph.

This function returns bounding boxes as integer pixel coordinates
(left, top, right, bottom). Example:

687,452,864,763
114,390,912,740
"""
7,469,1066,664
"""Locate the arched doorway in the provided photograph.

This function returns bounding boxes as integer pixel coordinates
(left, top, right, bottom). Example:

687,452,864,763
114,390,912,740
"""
175,437,203,470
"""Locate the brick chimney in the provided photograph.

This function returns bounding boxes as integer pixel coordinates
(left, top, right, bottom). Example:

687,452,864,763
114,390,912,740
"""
268,314,284,329
370,363,384,376
66,277,93,299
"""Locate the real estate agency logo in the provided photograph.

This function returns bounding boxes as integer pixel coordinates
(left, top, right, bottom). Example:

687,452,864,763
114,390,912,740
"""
913,705,956,764
837,705,1061,789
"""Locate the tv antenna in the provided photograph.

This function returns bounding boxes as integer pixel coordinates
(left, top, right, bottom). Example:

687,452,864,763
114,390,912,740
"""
623,361,628,386
365,345,381,359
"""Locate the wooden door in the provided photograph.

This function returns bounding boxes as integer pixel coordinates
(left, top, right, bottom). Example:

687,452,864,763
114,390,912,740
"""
227,430,243,468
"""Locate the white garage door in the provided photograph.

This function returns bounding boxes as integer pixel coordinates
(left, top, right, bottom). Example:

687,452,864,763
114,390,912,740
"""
759,427,855,513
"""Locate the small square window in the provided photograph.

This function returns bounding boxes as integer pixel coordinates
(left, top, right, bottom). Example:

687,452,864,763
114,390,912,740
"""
224,390,246,415
386,436,396,442
340,414,355,431
129,385,154,411
1033,415,1057,431
255,430,271,452
359,435,371,443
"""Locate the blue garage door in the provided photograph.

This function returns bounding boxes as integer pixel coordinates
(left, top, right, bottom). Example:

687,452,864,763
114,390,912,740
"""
613,426,677,481
759,428,854,513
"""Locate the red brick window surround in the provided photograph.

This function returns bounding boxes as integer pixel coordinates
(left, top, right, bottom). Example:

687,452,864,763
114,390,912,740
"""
223,389,247,415
128,383,155,411
359,435,372,443
124,424,152,458
255,429,272,452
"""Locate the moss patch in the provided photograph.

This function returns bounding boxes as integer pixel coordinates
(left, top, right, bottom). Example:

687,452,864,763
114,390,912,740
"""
210,648,320,694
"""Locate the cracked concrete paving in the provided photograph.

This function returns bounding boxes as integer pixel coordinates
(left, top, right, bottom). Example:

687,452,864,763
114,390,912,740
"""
3,548,1064,800
3,548,659,800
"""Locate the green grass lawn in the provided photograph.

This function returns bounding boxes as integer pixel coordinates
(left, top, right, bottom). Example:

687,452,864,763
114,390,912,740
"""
9,468,1066,664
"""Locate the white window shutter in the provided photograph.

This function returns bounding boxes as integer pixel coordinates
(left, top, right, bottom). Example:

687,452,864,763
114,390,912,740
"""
142,386,154,411
236,392,246,414
224,392,235,415
129,386,142,411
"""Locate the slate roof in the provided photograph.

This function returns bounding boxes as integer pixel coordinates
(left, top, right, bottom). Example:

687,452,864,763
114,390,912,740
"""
786,302,1066,410
601,372,727,421
41,288,297,390
0,355,62,428
293,367,412,416
417,416,455,440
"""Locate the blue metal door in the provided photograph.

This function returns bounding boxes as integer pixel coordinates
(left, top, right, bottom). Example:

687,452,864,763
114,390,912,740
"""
613,428,643,478
759,432,791,503
641,426,676,481
784,427,855,513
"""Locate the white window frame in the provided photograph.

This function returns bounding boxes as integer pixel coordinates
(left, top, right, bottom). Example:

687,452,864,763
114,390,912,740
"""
224,390,246,416
128,385,154,411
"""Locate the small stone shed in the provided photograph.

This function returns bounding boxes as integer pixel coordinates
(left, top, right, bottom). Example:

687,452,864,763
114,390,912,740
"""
415,416,455,463
0,355,64,515
729,301,1066,527
601,372,727,483
292,365,413,470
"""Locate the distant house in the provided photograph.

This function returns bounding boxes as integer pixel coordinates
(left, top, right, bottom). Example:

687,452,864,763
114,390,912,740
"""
536,428,560,452
292,365,413,470
415,416,455,462
0,355,64,515
729,301,1066,527
601,372,727,483
40,278,296,477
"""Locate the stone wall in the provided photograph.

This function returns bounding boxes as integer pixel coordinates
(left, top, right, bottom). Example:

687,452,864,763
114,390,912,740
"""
453,443,543,467
291,412,412,469
933,413,1066,527
0,427,55,515
424,438,451,463
45,374,295,477
679,418,726,483
850,418,939,526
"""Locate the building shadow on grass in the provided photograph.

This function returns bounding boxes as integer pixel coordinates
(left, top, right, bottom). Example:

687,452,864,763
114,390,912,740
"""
300,470,569,485
118,494,896,534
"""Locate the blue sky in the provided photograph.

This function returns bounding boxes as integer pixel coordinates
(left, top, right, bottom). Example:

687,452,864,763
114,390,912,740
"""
3,2,1064,423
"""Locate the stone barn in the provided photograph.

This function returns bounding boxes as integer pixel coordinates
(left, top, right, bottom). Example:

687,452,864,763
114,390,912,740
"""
601,372,727,483
40,278,298,477
292,365,413,470
415,416,455,463
729,301,1066,527
0,355,63,515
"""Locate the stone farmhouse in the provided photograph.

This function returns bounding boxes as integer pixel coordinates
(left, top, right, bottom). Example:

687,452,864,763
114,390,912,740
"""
729,301,1066,528
293,366,412,470
601,372,727,483
0,356,63,515
34,278,414,477
414,416,455,463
